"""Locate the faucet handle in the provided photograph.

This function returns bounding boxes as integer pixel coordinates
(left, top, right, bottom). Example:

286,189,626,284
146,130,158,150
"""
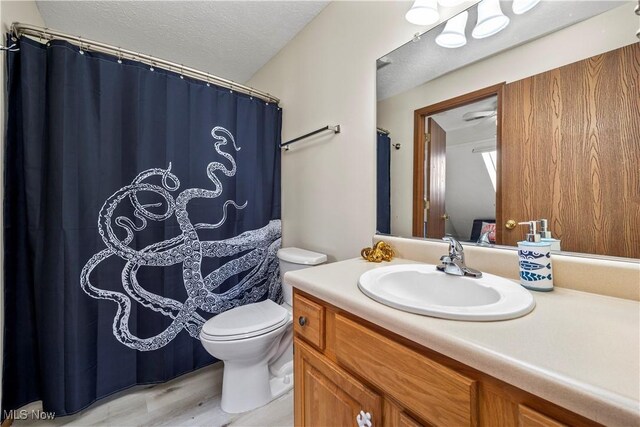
442,236,463,257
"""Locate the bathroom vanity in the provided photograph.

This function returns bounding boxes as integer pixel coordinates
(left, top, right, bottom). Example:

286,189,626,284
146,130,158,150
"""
288,254,640,426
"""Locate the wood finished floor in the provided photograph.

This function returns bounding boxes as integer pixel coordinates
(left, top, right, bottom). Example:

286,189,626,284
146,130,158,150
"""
13,363,293,427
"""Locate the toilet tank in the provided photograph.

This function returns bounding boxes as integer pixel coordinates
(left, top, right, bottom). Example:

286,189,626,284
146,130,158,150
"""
277,247,327,305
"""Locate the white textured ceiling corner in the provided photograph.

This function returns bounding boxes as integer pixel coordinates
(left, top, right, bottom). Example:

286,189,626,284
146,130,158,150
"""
35,1,329,84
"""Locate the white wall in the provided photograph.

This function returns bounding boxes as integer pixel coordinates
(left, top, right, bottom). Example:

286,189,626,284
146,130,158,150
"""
0,0,45,411
378,3,639,238
445,138,496,241
248,1,476,261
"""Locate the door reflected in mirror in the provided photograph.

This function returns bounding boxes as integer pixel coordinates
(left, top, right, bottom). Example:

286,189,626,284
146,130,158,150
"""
423,96,497,243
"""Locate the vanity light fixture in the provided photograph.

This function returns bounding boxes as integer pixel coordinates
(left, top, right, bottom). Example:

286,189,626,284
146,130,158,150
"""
435,11,469,48
405,0,440,26
472,0,510,39
512,0,541,15
376,56,392,70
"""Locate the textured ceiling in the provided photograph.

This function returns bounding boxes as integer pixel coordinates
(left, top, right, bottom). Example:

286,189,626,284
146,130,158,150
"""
432,96,497,145
35,1,329,84
377,1,625,100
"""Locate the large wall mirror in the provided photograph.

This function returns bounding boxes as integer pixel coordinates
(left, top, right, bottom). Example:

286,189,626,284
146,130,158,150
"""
376,0,639,259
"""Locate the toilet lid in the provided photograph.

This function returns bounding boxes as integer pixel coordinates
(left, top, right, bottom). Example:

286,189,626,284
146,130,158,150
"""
201,300,288,341
277,247,327,265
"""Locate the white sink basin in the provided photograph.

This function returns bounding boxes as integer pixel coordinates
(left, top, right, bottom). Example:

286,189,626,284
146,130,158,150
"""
358,264,535,321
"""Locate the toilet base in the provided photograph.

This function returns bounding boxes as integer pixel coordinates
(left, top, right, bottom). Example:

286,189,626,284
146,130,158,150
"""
220,360,294,414
269,368,294,401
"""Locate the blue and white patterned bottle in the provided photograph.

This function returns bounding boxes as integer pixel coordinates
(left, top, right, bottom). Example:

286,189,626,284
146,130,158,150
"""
517,221,553,292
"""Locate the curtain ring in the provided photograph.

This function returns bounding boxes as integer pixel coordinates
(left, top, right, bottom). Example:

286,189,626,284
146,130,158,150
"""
78,37,85,55
38,27,48,43
180,65,184,79
148,56,155,71
10,24,18,41
229,82,234,94
206,73,211,87
117,48,123,64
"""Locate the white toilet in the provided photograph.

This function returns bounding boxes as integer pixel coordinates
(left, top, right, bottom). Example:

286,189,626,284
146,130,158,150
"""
200,247,327,413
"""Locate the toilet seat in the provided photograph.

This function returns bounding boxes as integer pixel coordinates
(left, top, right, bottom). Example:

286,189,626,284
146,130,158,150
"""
201,300,289,342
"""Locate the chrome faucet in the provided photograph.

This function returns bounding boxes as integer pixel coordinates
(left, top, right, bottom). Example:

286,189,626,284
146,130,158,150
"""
437,236,483,278
476,230,493,247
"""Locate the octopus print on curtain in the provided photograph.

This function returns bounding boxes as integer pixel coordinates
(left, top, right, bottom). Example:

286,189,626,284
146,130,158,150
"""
3,36,281,416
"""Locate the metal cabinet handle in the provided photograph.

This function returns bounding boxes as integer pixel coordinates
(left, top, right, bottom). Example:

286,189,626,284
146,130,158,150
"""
298,316,307,326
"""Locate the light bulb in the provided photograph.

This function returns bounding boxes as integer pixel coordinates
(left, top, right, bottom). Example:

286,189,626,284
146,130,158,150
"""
437,0,465,7
512,0,541,15
435,11,468,48
472,0,510,39
405,0,440,26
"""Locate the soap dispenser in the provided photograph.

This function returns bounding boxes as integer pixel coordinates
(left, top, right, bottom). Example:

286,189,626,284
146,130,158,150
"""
539,218,561,251
517,221,553,291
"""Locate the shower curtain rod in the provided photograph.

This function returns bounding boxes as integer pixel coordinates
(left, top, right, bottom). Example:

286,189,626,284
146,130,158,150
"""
10,22,280,104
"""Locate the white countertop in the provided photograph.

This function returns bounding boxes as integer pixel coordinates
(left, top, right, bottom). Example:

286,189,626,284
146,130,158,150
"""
286,258,640,426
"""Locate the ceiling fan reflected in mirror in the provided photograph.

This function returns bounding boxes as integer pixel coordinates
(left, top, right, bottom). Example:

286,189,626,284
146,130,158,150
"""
462,103,497,127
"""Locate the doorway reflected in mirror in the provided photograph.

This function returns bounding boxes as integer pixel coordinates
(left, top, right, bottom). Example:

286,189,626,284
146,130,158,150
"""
423,96,497,242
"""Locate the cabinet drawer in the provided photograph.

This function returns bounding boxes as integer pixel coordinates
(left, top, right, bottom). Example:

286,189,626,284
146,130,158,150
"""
293,293,325,350
335,314,477,426
519,405,567,427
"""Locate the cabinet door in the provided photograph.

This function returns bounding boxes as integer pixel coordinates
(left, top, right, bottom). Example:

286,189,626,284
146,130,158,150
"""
518,405,567,427
398,413,424,427
383,399,428,427
295,338,382,427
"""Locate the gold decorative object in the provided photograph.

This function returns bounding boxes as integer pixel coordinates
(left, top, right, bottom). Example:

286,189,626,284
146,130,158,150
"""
361,241,395,263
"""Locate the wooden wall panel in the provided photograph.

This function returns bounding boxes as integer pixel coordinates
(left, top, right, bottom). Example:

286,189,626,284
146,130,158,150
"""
501,43,640,258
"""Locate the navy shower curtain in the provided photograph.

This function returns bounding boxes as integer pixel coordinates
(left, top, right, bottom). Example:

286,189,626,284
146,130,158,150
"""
3,36,281,415
376,131,391,234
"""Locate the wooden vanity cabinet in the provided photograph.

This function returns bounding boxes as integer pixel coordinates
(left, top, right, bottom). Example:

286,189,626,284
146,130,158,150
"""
295,338,382,427
293,290,600,427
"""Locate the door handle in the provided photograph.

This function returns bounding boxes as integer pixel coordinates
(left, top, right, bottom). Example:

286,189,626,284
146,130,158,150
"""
441,213,449,221
505,219,517,230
